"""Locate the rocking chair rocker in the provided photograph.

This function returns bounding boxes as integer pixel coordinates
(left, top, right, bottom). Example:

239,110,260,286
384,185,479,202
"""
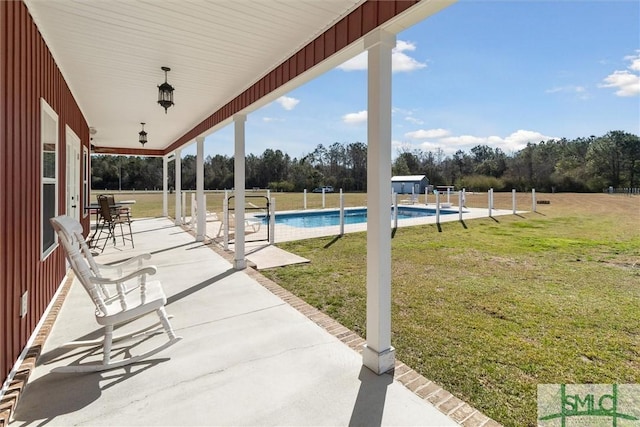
50,215,182,373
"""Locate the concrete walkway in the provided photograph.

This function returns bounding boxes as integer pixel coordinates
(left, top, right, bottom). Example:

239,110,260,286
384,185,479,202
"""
10,217,498,426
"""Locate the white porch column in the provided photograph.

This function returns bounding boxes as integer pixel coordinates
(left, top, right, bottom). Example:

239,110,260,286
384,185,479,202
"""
233,114,246,270
196,136,206,241
174,148,182,225
363,29,396,375
162,155,169,217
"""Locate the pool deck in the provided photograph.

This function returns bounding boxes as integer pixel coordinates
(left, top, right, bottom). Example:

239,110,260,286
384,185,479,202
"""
202,204,521,245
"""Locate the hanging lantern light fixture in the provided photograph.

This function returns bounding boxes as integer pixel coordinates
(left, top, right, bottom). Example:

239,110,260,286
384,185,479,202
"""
139,122,148,146
157,66,174,113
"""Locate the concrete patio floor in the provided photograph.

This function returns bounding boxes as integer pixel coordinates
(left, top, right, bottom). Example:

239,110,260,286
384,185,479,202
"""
9,217,500,426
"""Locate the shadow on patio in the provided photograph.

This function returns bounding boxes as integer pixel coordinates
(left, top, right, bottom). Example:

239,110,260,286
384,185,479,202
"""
10,217,471,426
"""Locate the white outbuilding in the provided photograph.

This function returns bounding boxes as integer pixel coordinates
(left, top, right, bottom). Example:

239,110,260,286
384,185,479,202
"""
391,175,429,194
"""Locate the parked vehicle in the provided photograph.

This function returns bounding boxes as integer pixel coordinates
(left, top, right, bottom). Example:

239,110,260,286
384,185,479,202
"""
312,186,334,193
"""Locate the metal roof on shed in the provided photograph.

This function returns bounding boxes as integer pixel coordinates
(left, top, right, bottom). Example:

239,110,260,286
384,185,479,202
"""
391,175,427,181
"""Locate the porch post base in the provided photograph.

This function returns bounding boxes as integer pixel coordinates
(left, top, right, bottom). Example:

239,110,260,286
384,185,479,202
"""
233,258,246,270
362,345,395,375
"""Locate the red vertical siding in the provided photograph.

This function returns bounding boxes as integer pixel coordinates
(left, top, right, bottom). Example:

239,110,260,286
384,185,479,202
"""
0,1,89,383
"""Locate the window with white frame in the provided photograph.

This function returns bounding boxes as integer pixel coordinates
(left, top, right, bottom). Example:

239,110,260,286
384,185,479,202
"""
41,99,58,258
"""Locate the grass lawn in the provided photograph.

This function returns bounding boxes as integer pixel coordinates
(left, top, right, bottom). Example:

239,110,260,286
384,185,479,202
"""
257,193,640,426
97,190,639,425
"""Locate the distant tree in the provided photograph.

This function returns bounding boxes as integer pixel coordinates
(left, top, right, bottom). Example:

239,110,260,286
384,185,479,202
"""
346,142,367,191
392,156,410,176
89,131,638,194
586,131,640,190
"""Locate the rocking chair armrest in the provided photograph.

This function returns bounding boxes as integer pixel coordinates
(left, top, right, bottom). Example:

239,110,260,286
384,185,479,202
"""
96,253,152,270
90,266,157,285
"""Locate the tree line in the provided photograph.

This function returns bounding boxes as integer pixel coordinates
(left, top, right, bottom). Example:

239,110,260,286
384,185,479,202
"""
91,130,639,193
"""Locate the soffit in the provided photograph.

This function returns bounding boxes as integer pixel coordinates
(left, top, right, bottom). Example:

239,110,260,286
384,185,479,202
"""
24,0,366,152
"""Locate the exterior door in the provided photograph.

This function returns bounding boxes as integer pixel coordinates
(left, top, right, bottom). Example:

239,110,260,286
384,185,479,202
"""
65,126,81,221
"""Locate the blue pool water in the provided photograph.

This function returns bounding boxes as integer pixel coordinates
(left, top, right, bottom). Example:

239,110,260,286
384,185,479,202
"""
258,207,457,228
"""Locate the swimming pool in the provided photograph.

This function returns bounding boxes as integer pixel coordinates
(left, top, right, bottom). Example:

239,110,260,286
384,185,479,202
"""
258,207,457,228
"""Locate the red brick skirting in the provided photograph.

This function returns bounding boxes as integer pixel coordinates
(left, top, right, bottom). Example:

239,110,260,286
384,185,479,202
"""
0,274,74,426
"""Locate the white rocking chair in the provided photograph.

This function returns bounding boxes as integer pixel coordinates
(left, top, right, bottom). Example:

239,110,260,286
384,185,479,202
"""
59,215,152,301
50,215,182,373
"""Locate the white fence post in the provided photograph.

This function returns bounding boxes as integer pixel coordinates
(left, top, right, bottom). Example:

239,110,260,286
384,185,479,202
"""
393,192,398,229
223,196,229,250
532,189,536,212
435,191,440,224
182,192,187,225
322,188,326,208
512,189,516,214
488,189,492,217
458,191,463,221
303,189,307,210
339,189,345,236
191,193,196,227
269,197,276,245
491,188,494,210
425,188,428,205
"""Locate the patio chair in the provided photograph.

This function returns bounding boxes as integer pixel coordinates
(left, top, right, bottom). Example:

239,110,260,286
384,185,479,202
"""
55,215,152,301
49,215,182,373
95,194,134,251
104,193,132,217
216,212,262,237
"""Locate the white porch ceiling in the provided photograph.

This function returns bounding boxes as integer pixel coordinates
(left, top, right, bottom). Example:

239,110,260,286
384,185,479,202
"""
25,0,454,154
24,0,366,152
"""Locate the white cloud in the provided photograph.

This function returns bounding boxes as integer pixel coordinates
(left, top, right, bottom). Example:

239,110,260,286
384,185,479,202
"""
600,71,640,97
600,51,640,97
501,130,555,151
262,117,284,123
405,116,424,125
625,51,640,72
342,110,367,124
276,96,300,110
339,53,368,71
545,85,589,100
337,40,426,73
440,130,555,152
392,40,427,72
405,128,451,139
545,85,586,94
439,134,487,146
392,140,411,151
396,129,558,156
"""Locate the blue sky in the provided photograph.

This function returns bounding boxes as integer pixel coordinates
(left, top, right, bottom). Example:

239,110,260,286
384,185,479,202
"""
187,0,640,160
